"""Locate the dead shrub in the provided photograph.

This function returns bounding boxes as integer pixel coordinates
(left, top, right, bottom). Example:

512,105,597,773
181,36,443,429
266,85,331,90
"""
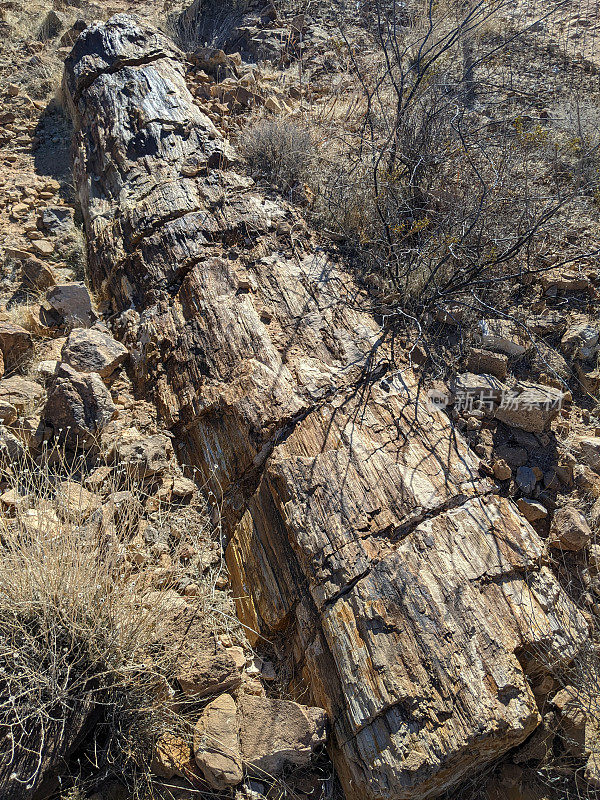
0,440,231,798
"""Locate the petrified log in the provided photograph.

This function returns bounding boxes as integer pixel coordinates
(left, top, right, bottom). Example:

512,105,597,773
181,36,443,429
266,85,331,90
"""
64,16,587,799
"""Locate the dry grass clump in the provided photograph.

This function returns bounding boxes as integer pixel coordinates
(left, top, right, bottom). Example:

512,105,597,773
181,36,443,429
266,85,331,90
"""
240,116,315,195
0,440,229,798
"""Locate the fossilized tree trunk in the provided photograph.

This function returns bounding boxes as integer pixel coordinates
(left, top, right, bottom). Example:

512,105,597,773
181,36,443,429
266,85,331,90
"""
64,16,586,799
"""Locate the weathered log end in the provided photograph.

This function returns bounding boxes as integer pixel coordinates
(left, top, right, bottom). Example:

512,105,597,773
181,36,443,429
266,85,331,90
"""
63,15,588,800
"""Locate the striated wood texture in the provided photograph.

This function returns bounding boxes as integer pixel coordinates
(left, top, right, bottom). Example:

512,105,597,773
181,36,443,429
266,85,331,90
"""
64,16,587,799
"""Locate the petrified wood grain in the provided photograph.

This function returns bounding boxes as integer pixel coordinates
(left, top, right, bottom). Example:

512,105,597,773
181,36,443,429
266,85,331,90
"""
64,16,586,799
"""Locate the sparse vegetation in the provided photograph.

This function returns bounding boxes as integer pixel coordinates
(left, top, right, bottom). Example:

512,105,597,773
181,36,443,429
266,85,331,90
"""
0,440,232,798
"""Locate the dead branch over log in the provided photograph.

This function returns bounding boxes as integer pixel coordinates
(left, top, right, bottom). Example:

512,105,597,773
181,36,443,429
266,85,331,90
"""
64,15,588,800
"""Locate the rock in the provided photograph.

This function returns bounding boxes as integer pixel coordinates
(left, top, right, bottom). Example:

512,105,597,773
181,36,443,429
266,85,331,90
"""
548,505,592,551
43,364,115,448
239,695,327,776
529,340,570,385
540,270,589,293
171,475,197,498
36,360,59,380
516,466,537,495
494,383,564,433
478,319,531,357
0,401,17,425
574,436,600,473
113,431,173,479
64,18,589,800
0,376,43,414
466,348,508,380
450,372,505,412
31,240,55,257
151,734,192,780
60,19,87,48
0,321,32,370
516,498,547,522
56,480,101,522
561,320,599,360
39,9,68,40
226,646,246,670
38,205,75,235
61,327,128,378
193,693,242,789
21,256,57,290
0,425,26,462
492,458,512,481
46,283,95,327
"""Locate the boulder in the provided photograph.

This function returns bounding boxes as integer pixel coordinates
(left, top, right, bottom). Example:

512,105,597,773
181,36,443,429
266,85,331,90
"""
478,319,531,357
0,376,44,414
0,321,32,370
43,364,115,448
46,283,96,328
466,348,508,380
21,256,57,290
0,401,17,425
561,320,599,360
193,693,242,789
176,647,241,698
151,734,192,780
516,498,547,522
0,425,26,462
38,205,75,235
61,327,128,378
38,9,68,40
494,383,564,433
239,695,327,777
113,431,173,478
450,372,506,412
574,436,600,473
548,505,592,552
56,480,101,522
516,466,537,495
492,458,512,481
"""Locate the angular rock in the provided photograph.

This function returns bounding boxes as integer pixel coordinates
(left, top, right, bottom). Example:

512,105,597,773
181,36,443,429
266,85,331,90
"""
0,401,17,425
64,18,588,800
239,695,327,777
561,320,599,360
0,376,44,414
0,425,26,462
478,319,531,357
61,327,128,378
494,383,564,433
515,498,547,522
38,205,75,235
56,480,101,522
112,430,173,479
548,505,592,552
0,321,32,371
450,372,506,411
46,283,95,327
43,364,115,448
194,693,242,789
574,436,600,473
466,347,508,380
151,734,192,780
516,466,537,495
21,256,57,290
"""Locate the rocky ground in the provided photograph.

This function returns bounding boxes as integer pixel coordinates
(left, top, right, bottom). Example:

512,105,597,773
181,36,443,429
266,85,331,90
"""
0,1,599,799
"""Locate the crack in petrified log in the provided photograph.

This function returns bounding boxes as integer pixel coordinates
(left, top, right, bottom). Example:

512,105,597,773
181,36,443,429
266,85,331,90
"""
64,16,587,800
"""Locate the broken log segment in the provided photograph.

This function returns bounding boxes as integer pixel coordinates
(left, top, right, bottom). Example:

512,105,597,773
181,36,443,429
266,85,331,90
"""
64,15,587,800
